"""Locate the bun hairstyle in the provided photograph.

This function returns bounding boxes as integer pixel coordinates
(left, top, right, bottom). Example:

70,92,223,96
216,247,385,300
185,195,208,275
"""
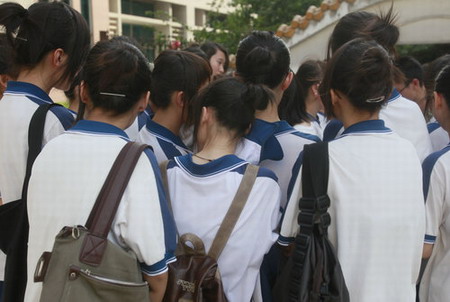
236,31,290,89
82,39,151,115
320,39,393,117
150,50,211,109
192,77,274,140
435,65,450,107
328,7,398,58
0,1,90,83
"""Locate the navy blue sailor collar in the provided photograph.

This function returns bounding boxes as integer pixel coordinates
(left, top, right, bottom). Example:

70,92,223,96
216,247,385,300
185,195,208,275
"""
146,119,188,150
69,120,129,139
5,81,53,104
388,88,401,103
341,119,391,136
175,153,246,177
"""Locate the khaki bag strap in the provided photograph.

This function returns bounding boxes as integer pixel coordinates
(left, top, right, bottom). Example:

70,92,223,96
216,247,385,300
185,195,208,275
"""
159,161,259,259
159,160,172,210
208,164,259,260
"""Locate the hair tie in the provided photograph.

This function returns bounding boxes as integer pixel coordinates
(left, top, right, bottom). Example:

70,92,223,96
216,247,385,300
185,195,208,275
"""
99,92,126,98
365,96,385,103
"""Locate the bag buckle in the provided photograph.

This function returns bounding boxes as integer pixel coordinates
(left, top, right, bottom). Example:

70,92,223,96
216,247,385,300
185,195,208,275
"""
34,251,52,282
316,195,330,212
297,212,314,226
299,197,316,211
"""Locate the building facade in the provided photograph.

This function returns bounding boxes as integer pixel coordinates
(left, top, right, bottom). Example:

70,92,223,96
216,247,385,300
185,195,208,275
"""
2,0,231,60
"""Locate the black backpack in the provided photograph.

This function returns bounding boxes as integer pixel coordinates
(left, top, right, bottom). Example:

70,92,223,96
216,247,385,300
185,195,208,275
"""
274,142,350,302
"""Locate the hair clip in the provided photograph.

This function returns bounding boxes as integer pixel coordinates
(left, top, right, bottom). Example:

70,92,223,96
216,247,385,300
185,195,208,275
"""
99,92,126,98
16,37,28,42
365,96,385,103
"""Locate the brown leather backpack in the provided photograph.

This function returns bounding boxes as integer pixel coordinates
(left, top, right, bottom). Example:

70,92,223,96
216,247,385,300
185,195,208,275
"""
160,162,259,302
163,233,226,302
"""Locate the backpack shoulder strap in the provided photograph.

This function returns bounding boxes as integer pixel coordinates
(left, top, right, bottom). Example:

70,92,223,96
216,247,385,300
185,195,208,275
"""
80,142,149,266
297,142,330,237
21,103,63,200
301,142,329,199
208,164,259,260
159,160,172,210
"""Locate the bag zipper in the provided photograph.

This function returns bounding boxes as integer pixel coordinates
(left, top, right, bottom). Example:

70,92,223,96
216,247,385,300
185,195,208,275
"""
70,265,148,287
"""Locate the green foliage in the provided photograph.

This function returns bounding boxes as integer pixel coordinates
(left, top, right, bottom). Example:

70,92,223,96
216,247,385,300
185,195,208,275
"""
194,0,321,54
396,44,450,64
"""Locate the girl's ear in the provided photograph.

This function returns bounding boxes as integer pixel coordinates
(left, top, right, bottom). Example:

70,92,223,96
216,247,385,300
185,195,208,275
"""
200,106,210,125
137,91,150,112
330,89,340,106
174,91,185,108
281,71,294,91
433,91,443,111
79,81,89,105
52,48,68,68
311,84,319,97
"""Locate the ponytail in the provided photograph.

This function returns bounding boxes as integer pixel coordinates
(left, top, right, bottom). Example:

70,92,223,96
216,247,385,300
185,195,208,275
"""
192,77,274,141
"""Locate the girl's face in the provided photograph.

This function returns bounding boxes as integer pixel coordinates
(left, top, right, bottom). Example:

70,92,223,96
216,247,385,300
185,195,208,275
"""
209,50,226,76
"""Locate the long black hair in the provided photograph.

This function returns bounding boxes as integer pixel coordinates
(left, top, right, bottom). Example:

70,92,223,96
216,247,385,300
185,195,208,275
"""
0,1,90,84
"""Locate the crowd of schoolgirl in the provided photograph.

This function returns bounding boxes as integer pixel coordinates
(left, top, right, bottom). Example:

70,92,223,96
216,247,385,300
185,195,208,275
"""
0,2,449,302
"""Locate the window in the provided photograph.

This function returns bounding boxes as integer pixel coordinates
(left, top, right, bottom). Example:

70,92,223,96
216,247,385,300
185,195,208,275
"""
121,0,154,18
122,23,155,61
80,0,90,28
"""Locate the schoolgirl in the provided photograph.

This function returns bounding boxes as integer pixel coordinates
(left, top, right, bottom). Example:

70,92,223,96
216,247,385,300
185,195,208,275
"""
165,77,281,301
278,59,325,140
138,50,211,163
233,31,319,301
234,30,318,211
424,55,450,152
26,38,176,302
0,2,90,298
0,1,90,204
322,9,432,161
280,39,425,302
420,65,450,302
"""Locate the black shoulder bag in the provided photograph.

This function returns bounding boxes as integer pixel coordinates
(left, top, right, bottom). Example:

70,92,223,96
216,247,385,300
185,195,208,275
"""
274,142,350,302
0,103,62,302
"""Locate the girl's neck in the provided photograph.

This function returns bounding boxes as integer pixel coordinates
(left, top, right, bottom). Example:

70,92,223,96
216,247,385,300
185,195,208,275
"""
193,134,237,164
17,72,53,95
17,59,60,94
152,109,182,136
341,111,379,129
255,101,280,122
83,108,135,131
305,97,320,120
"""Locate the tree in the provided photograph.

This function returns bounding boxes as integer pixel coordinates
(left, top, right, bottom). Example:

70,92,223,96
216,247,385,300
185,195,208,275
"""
194,0,321,54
